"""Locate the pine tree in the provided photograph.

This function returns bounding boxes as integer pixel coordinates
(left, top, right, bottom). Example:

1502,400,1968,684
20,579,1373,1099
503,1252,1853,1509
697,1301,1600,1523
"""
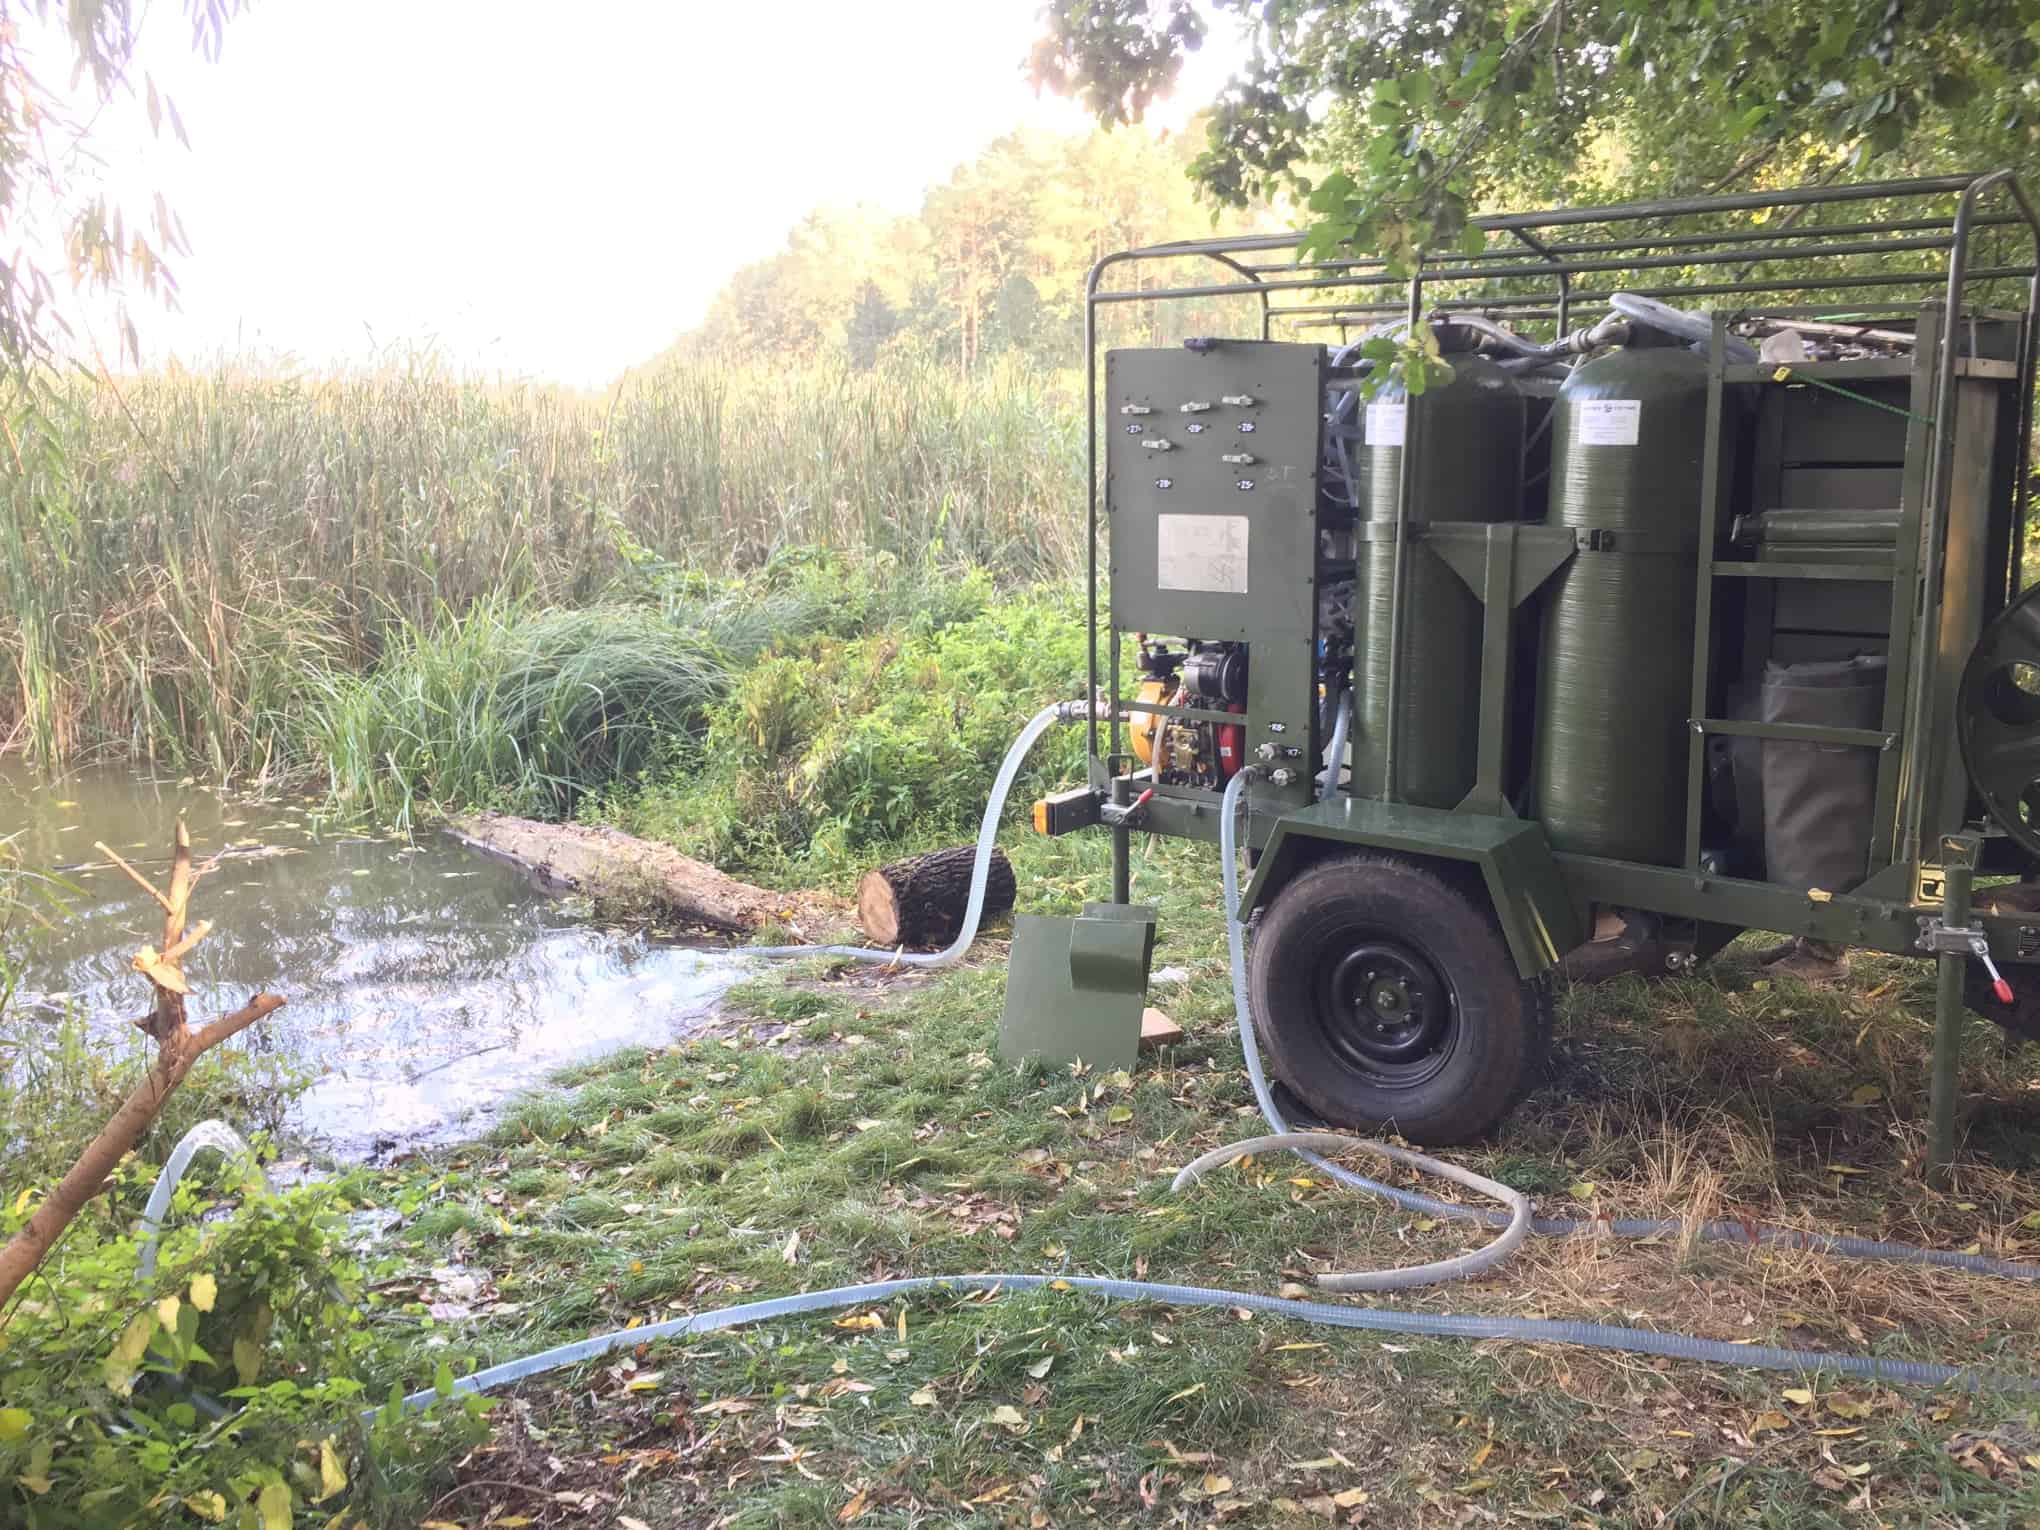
846,280,900,370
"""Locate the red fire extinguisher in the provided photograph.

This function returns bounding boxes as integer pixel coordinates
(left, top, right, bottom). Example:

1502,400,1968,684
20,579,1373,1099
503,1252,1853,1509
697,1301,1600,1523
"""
1215,703,1246,781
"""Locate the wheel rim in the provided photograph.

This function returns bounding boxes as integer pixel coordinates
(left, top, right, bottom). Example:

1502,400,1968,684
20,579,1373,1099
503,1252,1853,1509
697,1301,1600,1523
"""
1310,934,1458,1089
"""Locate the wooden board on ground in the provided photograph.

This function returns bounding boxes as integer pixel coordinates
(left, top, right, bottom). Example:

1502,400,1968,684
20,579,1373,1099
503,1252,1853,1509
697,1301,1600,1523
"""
447,814,846,938
1140,1007,1183,1050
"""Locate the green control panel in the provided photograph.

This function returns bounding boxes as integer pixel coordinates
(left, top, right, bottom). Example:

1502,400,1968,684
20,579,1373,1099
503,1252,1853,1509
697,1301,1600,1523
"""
1105,340,1327,812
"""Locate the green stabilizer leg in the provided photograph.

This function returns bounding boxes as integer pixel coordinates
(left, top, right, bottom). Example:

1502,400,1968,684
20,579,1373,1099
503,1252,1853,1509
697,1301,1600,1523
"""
1926,839,1978,1191
999,904,1158,1073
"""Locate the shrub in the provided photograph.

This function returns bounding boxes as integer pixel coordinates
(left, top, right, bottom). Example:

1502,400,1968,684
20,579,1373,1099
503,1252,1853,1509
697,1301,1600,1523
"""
600,582,1088,874
302,599,734,823
0,1156,486,1527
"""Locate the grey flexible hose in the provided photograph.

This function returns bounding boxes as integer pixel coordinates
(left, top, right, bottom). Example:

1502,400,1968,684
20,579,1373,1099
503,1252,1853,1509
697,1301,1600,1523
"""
1445,313,1554,360
113,733,2039,1429
398,1270,2030,1411
375,750,2040,1414
744,702,1069,968
1214,771,2040,1280
1171,1130,1530,1291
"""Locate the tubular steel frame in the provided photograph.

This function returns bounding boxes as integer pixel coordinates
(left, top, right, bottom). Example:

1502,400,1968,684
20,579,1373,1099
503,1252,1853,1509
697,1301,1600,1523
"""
1080,174,2040,1176
1085,173,2040,909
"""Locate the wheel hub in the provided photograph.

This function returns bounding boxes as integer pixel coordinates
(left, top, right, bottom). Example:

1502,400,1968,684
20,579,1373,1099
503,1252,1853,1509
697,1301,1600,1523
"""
1325,942,1449,1069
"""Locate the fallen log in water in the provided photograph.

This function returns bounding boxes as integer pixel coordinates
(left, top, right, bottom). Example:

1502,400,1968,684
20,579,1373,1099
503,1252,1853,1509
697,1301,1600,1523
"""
446,814,847,938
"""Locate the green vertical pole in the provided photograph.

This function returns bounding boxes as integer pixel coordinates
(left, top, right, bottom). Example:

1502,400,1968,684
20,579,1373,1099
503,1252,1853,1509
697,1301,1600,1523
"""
1926,854,1974,1190
1110,777,1131,905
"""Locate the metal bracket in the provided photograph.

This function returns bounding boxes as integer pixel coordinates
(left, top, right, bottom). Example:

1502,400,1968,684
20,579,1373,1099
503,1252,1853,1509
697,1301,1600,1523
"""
1916,915,1988,957
1099,788,1155,829
1426,522,1579,608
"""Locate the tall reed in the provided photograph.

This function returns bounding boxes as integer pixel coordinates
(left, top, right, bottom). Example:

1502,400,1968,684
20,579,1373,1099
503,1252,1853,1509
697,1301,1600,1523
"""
0,353,1085,776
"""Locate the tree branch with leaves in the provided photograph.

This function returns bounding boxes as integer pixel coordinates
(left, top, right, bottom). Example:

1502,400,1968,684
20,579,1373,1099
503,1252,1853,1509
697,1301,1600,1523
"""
1034,0,2040,272
0,819,283,1310
0,0,239,383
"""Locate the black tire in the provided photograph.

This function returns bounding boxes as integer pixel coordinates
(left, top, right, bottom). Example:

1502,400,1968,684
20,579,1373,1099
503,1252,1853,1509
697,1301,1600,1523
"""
1248,852,1543,1145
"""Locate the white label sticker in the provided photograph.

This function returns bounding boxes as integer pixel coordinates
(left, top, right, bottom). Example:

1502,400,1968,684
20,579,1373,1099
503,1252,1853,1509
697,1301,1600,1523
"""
1364,401,1407,446
1157,514,1249,594
1577,398,1641,446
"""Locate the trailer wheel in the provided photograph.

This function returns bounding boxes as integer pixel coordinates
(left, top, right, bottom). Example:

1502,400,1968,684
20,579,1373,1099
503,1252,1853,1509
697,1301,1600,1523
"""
1248,853,1542,1145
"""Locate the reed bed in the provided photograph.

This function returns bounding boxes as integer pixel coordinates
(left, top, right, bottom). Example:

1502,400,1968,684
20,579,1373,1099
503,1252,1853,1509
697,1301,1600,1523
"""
0,353,1085,780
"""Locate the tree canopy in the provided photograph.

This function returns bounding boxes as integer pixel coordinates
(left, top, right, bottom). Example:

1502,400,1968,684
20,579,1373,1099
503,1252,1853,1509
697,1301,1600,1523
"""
1033,1,2040,268
657,125,1281,374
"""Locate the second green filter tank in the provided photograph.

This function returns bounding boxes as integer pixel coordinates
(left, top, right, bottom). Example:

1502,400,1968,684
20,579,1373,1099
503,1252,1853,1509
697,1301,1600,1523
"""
1531,343,1709,864
1351,353,1525,806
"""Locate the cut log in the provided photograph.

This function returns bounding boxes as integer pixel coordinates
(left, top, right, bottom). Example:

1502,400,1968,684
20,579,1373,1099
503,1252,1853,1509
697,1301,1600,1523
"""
447,814,846,938
857,845,1015,947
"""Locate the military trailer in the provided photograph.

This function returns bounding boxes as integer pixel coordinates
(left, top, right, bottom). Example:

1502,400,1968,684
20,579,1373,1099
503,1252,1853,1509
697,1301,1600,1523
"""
1036,171,2040,1178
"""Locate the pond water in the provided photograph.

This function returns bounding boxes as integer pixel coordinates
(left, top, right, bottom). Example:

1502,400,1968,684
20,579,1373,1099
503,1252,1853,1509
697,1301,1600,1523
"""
0,763,747,1159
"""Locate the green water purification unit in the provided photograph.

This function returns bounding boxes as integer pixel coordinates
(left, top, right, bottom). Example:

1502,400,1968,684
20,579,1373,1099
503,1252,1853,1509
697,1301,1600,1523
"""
1030,171,2040,1177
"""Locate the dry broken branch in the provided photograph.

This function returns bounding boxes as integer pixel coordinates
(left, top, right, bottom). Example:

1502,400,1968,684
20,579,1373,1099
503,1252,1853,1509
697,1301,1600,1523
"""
93,840,173,915
0,818,285,1310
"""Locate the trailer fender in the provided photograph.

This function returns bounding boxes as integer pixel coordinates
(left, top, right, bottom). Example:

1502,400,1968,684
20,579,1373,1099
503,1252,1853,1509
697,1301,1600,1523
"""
1239,797,1585,979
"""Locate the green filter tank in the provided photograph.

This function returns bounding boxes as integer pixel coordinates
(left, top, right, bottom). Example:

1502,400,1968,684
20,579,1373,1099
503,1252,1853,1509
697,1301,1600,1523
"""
1531,343,1708,863
1351,353,1525,806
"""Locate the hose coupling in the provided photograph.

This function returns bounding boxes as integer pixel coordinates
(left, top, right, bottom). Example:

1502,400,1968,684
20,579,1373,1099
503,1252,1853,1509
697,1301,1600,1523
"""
1055,696,1109,724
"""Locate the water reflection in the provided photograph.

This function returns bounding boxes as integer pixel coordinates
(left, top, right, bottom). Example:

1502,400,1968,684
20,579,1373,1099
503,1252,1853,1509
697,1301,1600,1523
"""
0,763,743,1156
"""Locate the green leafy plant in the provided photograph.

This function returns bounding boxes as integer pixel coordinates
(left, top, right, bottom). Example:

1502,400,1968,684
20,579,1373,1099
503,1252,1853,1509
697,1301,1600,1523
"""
0,1156,486,1527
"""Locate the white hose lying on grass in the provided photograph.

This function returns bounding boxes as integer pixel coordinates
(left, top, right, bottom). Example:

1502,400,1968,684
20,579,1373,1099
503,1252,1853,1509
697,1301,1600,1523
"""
1171,1130,1529,1292
136,1120,265,1282
742,701,1071,968
136,707,2040,1426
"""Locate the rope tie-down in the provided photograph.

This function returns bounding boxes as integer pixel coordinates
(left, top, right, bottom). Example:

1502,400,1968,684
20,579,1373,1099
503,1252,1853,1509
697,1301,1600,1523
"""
131,702,2040,1422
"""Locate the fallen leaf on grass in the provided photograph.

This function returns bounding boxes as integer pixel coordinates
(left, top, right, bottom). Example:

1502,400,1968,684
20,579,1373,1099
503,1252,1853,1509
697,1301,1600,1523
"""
838,1487,870,1522
909,1388,938,1407
695,1397,755,1415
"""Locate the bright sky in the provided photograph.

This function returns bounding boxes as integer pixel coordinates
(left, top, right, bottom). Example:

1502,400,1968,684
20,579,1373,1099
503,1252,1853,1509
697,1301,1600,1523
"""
39,0,1248,386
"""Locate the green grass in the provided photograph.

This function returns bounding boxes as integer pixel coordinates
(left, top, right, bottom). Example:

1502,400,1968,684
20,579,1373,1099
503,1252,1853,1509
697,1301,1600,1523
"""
0,354,1082,779
351,828,2040,1527
301,599,737,824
